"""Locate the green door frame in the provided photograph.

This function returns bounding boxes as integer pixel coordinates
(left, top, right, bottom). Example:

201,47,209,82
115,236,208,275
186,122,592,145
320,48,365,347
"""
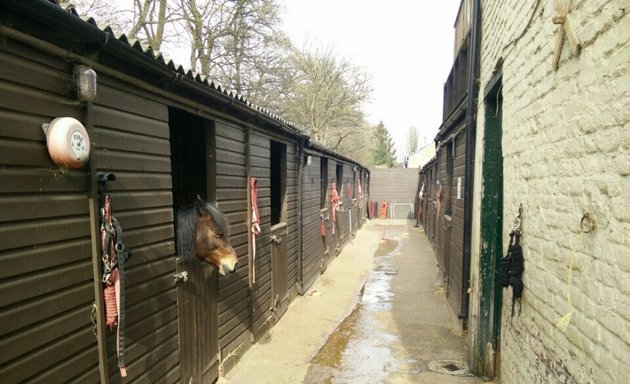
475,70,503,376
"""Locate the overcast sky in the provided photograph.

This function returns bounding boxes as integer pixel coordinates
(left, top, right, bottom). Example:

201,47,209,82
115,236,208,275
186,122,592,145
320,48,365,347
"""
279,0,462,158
110,0,462,159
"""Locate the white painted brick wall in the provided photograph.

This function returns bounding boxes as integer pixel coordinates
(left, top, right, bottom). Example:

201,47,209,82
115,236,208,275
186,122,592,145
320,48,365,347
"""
469,0,630,382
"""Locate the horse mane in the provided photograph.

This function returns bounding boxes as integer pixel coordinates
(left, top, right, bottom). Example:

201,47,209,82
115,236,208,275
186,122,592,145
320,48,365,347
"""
175,202,230,259
175,206,196,259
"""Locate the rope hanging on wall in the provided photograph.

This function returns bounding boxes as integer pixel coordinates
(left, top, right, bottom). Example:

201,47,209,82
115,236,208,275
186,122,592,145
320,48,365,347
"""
100,193,129,377
556,212,595,332
330,182,340,235
250,177,261,284
498,234,513,288
499,204,524,318
509,235,524,317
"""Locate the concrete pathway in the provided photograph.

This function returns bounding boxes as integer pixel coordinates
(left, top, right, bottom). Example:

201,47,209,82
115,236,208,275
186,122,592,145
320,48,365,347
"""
219,220,488,384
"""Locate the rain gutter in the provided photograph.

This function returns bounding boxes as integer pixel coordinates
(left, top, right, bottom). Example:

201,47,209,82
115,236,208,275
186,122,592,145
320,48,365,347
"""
0,0,306,140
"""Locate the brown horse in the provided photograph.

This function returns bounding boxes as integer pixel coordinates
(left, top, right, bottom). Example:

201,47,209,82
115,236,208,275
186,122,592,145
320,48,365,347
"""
176,195,238,276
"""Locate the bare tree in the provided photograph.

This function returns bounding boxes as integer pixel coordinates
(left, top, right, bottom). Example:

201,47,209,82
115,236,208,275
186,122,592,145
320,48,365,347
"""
334,120,376,167
175,0,226,75
71,1,376,162
405,126,419,158
126,0,171,51
70,0,131,34
280,46,371,150
174,0,289,105
219,0,292,106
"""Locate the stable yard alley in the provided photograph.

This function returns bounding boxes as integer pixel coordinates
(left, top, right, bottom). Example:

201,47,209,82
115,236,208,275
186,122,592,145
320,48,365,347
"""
219,219,490,384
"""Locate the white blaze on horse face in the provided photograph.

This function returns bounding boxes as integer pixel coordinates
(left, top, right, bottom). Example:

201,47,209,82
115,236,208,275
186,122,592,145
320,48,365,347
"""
218,245,238,276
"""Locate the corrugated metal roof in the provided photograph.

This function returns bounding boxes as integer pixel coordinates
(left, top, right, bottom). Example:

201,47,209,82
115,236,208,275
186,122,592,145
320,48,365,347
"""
51,0,301,133
6,0,369,169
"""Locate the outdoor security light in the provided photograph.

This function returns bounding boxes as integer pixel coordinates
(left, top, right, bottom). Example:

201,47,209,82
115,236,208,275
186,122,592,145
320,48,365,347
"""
75,65,97,101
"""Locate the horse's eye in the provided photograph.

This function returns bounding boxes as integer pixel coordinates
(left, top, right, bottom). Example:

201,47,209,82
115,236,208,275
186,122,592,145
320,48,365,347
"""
214,233,223,239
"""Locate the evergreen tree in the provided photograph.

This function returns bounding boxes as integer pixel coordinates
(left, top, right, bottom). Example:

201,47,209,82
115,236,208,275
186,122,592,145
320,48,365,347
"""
371,121,397,167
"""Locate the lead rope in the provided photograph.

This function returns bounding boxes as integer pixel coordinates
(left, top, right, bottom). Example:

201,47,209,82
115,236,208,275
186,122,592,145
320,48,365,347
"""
556,212,595,331
114,217,127,377
101,195,128,377
330,182,340,235
509,234,524,318
555,230,585,331
250,177,261,284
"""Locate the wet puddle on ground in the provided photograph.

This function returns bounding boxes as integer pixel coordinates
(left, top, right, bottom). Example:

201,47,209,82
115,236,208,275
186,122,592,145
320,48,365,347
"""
304,231,403,384
374,239,398,257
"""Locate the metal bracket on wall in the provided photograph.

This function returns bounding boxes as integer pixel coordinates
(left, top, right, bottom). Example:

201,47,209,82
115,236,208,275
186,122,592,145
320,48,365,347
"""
97,172,116,210
512,203,523,236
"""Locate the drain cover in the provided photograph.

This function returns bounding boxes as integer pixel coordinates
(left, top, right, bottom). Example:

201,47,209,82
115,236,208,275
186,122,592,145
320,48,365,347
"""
428,360,470,376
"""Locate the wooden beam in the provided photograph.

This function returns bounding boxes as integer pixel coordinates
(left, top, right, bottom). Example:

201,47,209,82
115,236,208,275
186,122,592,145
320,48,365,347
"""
552,0,581,70
553,26,566,70
564,15,582,55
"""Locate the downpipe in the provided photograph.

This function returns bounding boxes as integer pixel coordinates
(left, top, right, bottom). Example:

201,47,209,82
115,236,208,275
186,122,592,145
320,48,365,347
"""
459,0,481,325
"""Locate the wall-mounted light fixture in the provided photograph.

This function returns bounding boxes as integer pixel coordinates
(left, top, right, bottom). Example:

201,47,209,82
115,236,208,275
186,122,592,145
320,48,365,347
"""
306,155,312,166
75,65,97,101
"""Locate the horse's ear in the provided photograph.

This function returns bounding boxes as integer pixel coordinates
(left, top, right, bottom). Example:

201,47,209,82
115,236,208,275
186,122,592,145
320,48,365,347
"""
194,195,206,215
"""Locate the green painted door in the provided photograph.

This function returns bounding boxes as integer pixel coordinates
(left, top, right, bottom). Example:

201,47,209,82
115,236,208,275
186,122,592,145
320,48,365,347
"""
475,76,503,376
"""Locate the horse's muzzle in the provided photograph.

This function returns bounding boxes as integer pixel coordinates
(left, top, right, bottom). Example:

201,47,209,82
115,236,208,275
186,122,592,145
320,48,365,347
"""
221,262,238,276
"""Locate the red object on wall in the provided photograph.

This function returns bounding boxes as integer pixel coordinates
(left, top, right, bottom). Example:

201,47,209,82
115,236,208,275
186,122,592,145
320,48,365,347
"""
369,201,375,219
379,202,388,219
320,215,326,237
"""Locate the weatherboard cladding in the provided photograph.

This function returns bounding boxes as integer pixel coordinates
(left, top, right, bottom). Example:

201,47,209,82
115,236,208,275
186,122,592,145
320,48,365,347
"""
325,160,339,267
419,158,438,244
248,131,299,338
340,163,354,242
249,131,273,337
446,132,466,315
287,142,299,300
56,0,302,135
0,39,99,384
0,1,371,381
215,121,251,359
93,76,179,383
301,155,325,293
434,128,466,317
437,145,450,284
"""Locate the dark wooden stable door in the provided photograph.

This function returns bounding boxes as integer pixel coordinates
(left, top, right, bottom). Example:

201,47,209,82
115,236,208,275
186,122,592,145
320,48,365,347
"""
176,257,219,384
270,140,288,322
170,108,219,384
476,73,504,375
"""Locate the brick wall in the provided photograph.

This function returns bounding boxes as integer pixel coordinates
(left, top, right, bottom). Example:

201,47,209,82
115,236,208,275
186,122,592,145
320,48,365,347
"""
469,0,630,382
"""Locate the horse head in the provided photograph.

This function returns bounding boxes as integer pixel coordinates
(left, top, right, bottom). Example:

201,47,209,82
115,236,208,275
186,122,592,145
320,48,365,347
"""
193,196,239,276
